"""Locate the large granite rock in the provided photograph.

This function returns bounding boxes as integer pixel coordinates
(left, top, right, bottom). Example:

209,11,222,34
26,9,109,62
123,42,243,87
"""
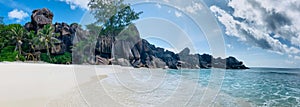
226,56,249,69
95,24,180,69
54,22,78,52
23,8,249,69
151,57,167,68
176,47,249,69
177,48,200,69
24,8,79,54
31,8,54,31
24,22,34,31
95,36,114,59
23,8,63,55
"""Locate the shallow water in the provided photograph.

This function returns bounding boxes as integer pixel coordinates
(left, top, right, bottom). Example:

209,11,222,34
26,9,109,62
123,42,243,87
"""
172,68,300,107
223,68,300,107
46,67,300,107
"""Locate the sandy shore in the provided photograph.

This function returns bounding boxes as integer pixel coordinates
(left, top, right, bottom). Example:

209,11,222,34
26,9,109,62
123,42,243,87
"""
0,62,252,107
0,62,123,107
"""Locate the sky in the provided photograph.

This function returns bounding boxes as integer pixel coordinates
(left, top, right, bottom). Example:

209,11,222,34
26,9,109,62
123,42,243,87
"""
0,0,300,68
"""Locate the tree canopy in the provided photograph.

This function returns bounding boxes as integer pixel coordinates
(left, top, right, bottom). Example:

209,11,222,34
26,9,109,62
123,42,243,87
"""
88,0,143,37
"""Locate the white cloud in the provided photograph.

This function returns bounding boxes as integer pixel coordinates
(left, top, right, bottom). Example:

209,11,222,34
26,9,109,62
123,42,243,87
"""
155,3,162,9
291,36,300,47
175,11,182,17
59,0,89,10
8,9,29,22
163,0,169,3
184,2,202,14
226,44,233,49
210,0,300,57
168,1,202,15
70,5,76,10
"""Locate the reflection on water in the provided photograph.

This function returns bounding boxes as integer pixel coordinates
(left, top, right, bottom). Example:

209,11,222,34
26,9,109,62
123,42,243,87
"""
172,68,300,107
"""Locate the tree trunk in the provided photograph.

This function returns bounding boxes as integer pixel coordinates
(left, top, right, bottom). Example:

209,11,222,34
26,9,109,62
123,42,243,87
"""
18,43,21,55
46,43,52,61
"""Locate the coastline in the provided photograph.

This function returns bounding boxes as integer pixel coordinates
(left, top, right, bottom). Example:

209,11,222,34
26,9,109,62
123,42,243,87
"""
0,62,171,106
0,62,252,107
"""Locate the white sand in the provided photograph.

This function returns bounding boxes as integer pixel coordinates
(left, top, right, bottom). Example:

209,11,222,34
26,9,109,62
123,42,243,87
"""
0,62,76,107
0,62,252,107
0,62,115,107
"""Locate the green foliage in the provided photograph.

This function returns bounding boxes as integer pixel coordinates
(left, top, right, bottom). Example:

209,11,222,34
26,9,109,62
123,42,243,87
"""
0,46,18,62
35,24,61,61
0,24,6,49
100,6,142,37
88,0,127,24
0,24,29,62
10,24,27,55
88,0,142,37
18,55,26,61
22,31,37,53
41,52,72,64
72,32,97,64
26,30,36,40
86,24,102,36
117,24,140,41
0,24,37,62
0,24,24,49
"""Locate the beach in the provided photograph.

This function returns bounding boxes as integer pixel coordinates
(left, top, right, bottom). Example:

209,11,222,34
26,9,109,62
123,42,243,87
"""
0,62,76,107
1,62,282,107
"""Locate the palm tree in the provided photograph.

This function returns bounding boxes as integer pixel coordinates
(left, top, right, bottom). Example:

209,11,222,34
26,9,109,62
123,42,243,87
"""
34,24,61,61
73,34,97,64
10,25,26,56
26,31,36,52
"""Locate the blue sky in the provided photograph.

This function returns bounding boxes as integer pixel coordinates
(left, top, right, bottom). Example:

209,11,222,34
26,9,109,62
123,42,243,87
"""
1,0,300,68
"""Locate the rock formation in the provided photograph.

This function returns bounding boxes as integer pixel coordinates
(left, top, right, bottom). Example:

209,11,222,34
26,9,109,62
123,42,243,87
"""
94,24,180,69
226,56,248,69
27,8,54,32
53,22,78,52
23,8,248,69
94,23,248,69
24,8,78,55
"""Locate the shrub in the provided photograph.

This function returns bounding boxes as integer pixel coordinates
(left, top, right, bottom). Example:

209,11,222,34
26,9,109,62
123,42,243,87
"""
0,46,18,62
41,52,72,64
0,46,27,62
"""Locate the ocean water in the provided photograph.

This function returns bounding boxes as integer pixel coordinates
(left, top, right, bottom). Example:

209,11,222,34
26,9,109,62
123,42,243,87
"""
48,67,300,107
167,68,300,107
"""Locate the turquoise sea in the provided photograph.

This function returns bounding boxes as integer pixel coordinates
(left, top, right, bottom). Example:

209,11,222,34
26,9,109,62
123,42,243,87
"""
68,66,300,107
167,68,300,107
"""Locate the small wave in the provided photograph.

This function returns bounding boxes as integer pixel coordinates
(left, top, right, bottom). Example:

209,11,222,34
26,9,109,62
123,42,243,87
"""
258,71,300,76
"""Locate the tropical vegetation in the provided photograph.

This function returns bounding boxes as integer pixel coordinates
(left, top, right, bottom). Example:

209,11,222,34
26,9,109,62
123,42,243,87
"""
0,0,142,64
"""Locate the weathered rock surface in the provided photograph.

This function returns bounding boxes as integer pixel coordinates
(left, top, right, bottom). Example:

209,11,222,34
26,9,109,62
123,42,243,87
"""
95,24,180,69
94,24,248,69
226,56,249,69
24,8,79,54
23,8,249,69
178,48,200,69
31,8,54,31
177,48,249,69
54,22,78,52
